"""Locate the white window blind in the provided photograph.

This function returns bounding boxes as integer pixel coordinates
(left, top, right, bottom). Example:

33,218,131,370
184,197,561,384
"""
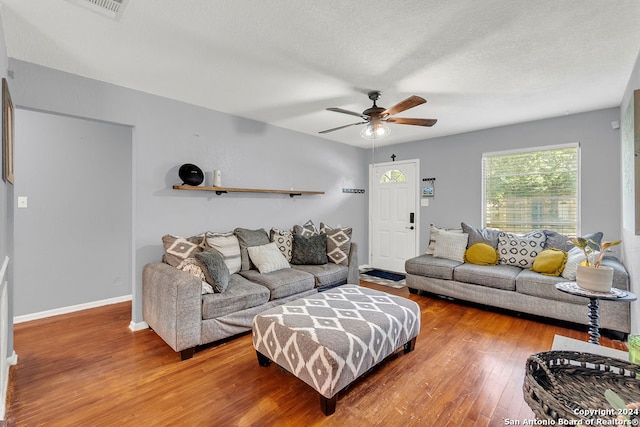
482,144,579,235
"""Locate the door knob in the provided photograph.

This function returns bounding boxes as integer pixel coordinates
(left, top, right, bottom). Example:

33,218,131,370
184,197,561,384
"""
406,226,415,230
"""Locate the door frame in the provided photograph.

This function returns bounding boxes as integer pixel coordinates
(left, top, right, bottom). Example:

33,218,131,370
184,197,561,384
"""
368,158,421,268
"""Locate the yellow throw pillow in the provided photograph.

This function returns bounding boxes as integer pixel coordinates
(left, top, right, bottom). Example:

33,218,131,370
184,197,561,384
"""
464,242,499,266
531,248,568,276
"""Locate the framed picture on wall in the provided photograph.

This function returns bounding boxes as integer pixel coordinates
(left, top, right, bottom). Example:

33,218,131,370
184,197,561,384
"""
3,78,14,184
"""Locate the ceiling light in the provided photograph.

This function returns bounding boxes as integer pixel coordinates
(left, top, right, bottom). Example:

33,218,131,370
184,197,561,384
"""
361,123,390,140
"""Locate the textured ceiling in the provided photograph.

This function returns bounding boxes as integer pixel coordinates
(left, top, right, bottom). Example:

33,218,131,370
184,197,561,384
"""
2,0,640,147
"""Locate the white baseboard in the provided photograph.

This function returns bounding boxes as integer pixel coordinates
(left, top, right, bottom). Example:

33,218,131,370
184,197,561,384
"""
13,295,132,324
129,320,148,332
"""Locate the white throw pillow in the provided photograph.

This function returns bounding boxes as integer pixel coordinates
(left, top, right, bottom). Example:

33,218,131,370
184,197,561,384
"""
561,247,600,280
433,230,469,262
497,231,545,269
247,242,290,274
427,224,463,255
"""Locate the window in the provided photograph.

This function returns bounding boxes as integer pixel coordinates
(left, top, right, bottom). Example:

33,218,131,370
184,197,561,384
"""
380,169,406,183
482,144,579,235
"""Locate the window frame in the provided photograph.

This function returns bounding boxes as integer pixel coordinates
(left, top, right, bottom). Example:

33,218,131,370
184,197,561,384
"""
481,142,581,235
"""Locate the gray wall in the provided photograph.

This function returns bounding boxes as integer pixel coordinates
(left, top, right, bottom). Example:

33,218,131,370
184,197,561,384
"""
370,108,623,255
13,109,132,316
0,13,13,362
621,49,640,335
8,59,368,324
5,58,629,331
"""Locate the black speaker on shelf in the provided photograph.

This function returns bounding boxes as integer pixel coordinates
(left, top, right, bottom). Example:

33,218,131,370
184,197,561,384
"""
178,163,204,186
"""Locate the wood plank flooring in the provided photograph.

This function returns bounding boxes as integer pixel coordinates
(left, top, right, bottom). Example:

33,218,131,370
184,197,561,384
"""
6,281,628,426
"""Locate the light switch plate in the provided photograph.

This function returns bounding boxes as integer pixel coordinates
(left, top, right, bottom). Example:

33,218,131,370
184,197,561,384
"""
18,196,28,208
421,198,429,207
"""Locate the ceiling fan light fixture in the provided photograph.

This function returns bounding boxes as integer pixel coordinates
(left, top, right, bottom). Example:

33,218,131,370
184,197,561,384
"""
361,123,389,140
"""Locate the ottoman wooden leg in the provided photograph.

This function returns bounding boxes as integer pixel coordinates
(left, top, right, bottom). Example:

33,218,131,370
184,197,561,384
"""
404,337,416,353
320,394,337,416
256,351,271,367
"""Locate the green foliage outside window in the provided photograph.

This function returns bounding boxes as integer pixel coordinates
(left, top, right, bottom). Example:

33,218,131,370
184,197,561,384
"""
483,146,579,235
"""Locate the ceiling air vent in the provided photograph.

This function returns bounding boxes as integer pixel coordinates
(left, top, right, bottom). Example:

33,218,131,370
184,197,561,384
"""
67,0,130,21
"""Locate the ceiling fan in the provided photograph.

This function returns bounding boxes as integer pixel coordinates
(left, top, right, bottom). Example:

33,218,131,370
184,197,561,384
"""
319,91,437,140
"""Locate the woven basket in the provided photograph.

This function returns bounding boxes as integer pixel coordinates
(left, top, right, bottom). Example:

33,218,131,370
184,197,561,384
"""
524,350,640,422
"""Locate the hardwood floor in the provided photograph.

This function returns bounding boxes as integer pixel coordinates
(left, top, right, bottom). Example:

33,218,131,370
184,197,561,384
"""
6,281,628,426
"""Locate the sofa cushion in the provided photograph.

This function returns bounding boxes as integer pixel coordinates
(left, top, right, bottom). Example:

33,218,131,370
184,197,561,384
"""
461,223,501,249
515,269,585,304
291,263,348,288
531,248,567,277
453,263,521,291
464,242,499,266
433,230,469,262
405,254,461,280
497,231,545,268
247,242,290,274
427,224,463,255
204,231,242,274
291,233,328,265
239,268,315,300
235,228,270,271
195,250,231,293
201,274,270,319
270,228,294,262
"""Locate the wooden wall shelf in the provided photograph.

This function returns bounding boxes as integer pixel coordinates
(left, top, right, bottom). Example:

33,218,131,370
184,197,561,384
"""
173,185,324,198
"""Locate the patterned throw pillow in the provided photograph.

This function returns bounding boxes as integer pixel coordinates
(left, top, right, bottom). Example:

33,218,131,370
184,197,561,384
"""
293,220,319,237
176,258,212,294
162,234,204,267
204,231,242,274
321,225,352,266
497,231,546,268
247,242,290,274
270,228,293,262
427,224,463,255
433,230,469,262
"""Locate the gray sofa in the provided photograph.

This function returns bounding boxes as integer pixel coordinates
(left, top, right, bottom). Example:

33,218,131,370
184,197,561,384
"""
143,227,359,360
405,225,631,335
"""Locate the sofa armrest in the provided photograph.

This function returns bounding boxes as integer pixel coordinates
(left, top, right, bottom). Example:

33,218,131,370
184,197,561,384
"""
142,262,202,353
600,256,630,291
347,242,359,285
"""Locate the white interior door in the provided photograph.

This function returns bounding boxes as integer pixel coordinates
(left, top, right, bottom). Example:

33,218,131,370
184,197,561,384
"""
369,159,419,273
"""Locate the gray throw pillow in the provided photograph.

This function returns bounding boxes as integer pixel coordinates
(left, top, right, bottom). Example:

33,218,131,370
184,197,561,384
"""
195,250,230,293
291,233,328,265
234,228,270,271
544,230,603,251
461,223,500,249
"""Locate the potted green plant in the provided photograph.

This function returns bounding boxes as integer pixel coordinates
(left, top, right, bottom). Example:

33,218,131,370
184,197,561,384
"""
569,236,621,292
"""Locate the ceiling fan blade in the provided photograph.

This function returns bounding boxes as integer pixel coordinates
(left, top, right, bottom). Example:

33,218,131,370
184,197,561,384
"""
327,107,367,119
319,121,368,134
385,117,437,127
382,95,426,117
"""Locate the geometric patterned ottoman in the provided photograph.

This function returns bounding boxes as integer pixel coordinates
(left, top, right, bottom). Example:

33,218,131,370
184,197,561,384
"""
252,284,421,415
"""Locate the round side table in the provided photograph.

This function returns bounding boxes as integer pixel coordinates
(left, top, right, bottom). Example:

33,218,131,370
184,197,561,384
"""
555,282,637,345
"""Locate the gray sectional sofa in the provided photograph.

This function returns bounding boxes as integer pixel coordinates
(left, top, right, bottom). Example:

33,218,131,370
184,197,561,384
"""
143,224,358,360
405,224,631,335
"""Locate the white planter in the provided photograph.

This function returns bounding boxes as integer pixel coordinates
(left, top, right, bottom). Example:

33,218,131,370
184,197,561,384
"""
576,265,614,293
